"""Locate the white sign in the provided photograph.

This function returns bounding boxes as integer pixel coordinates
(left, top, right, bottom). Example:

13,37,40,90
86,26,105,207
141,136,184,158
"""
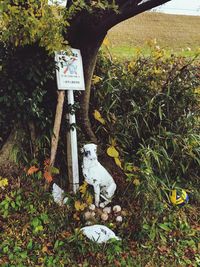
55,49,85,91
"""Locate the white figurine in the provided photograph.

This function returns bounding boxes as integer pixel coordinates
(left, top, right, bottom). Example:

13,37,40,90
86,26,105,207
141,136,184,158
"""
52,183,68,206
81,144,117,208
81,224,121,243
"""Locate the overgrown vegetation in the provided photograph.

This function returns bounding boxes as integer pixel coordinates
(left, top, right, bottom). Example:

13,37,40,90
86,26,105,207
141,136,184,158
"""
1,44,200,265
92,45,200,203
0,172,199,266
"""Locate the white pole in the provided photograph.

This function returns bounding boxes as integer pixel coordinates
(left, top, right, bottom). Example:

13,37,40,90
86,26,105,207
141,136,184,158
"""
67,90,79,193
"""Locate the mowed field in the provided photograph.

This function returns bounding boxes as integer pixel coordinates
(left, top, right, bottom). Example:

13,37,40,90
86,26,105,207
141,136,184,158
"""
106,12,200,58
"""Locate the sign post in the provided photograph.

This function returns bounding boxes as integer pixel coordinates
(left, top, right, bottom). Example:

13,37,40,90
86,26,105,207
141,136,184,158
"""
55,49,85,193
66,90,79,193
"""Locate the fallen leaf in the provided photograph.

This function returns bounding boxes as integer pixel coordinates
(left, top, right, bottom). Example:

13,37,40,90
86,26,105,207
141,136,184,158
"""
74,200,87,211
92,75,102,85
114,157,123,169
93,110,105,125
107,146,119,158
27,166,39,175
42,246,49,253
44,171,53,183
44,158,50,167
60,231,72,238
157,245,170,254
79,181,88,194
0,178,8,188
85,193,93,205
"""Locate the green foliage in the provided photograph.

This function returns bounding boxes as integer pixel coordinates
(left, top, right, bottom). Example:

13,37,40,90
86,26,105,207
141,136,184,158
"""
1,0,68,52
0,189,23,218
0,174,199,266
92,47,200,185
0,45,56,160
91,47,200,243
1,0,118,53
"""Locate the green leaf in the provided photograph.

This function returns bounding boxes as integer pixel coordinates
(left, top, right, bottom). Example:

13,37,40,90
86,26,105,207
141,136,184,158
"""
31,217,41,228
158,105,163,120
11,201,16,208
142,224,150,230
158,223,171,231
27,239,33,250
50,166,60,175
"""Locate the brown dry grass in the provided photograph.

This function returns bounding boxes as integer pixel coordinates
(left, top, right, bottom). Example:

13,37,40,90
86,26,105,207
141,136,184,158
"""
107,12,200,51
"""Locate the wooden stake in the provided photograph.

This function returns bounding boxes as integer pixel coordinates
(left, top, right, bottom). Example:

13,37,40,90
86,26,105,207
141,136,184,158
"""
50,90,65,167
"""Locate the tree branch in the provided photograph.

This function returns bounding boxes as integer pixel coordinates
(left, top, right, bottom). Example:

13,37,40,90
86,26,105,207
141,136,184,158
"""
95,0,171,35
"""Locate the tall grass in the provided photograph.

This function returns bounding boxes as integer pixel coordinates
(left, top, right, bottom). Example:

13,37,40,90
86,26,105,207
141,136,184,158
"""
91,47,200,220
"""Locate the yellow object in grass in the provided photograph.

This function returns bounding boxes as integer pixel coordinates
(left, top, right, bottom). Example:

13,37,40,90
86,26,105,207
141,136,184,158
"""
93,110,106,125
169,189,189,206
107,146,119,158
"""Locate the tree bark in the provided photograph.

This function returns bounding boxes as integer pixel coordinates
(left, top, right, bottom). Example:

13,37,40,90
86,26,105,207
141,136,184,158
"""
67,21,106,142
28,120,38,158
79,37,105,143
50,90,65,166
0,129,16,166
0,125,22,172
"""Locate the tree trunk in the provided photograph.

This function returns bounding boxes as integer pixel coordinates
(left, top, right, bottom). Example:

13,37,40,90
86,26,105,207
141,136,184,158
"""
0,126,23,174
50,90,65,166
68,27,106,142
0,130,16,166
79,38,105,143
28,120,38,158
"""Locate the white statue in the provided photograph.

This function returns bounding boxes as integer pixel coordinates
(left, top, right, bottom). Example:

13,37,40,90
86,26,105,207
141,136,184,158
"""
52,183,68,206
81,224,121,243
81,144,116,208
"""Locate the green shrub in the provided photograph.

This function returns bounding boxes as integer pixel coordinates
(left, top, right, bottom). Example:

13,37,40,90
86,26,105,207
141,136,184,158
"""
0,44,56,148
91,49,200,216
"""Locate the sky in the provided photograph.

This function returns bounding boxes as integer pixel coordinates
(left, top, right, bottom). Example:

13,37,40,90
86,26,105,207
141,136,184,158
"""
48,0,200,16
154,0,200,16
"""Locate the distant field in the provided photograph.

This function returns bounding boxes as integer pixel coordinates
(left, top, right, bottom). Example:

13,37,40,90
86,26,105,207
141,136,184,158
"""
106,12,200,58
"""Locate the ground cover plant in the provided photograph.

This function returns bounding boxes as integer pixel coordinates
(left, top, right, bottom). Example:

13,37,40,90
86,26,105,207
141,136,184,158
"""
0,44,200,266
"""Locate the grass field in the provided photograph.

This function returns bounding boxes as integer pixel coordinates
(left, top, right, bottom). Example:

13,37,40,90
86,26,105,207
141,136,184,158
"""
106,12,200,58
